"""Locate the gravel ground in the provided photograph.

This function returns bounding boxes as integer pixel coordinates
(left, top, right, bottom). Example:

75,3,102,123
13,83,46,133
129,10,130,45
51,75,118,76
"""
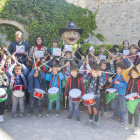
0,105,140,140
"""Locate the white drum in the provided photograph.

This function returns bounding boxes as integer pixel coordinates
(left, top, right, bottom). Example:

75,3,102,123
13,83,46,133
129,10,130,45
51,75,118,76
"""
48,87,59,95
125,93,139,101
13,85,25,97
34,88,46,99
106,88,118,93
0,88,7,100
69,89,81,102
82,94,95,106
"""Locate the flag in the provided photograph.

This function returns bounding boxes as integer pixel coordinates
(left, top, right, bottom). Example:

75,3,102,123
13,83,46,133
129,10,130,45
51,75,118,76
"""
105,92,118,104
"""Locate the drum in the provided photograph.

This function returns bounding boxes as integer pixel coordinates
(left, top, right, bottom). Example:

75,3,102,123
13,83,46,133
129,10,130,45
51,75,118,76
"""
106,88,118,97
48,87,59,96
69,89,81,102
13,85,24,97
0,88,7,101
125,93,139,101
34,88,46,99
82,93,95,106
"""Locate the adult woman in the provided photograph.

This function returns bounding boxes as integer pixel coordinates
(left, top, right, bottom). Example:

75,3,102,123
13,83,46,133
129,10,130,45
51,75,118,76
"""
30,36,47,58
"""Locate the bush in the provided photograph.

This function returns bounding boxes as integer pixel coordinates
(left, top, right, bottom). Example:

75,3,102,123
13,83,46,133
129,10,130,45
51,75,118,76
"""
81,43,123,55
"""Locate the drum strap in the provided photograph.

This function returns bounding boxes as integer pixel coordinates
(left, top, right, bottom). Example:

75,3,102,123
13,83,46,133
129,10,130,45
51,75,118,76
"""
106,70,108,83
63,69,65,75
86,76,93,91
134,55,139,65
50,75,59,88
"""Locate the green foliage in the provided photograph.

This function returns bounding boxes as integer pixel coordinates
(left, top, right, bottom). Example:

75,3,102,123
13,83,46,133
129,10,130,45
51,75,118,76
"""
81,43,123,55
0,0,104,47
96,33,105,42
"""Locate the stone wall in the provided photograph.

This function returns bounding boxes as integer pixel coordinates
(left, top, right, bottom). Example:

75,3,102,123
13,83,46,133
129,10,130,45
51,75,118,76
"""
66,0,140,45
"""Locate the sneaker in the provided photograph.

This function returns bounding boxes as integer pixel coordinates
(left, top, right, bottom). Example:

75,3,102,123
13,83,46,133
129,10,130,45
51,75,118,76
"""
56,111,60,117
66,115,72,120
19,113,24,118
103,112,108,118
93,122,98,129
46,111,51,117
12,113,17,118
76,116,80,122
0,115,4,123
120,118,125,125
85,121,93,126
28,114,32,117
124,124,132,130
38,114,42,119
109,115,120,121
133,127,139,135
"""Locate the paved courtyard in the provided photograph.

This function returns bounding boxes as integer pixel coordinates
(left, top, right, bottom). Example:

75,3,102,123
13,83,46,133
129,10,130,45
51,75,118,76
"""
0,105,140,140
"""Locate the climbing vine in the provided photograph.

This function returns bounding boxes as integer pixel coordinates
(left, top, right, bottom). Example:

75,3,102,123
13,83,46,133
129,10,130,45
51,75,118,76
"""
0,0,104,48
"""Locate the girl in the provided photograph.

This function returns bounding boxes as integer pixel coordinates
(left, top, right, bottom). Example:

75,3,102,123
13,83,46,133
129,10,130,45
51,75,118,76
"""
122,63,140,135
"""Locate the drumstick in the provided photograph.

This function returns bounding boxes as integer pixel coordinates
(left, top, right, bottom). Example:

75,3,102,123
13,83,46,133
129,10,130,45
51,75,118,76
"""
105,48,112,55
135,44,140,49
76,51,86,60
46,51,51,57
73,57,83,62
13,45,23,55
42,63,52,69
126,56,132,64
33,54,36,67
110,73,117,79
75,99,83,109
89,52,98,60
60,63,69,69
101,71,116,74
0,75,5,83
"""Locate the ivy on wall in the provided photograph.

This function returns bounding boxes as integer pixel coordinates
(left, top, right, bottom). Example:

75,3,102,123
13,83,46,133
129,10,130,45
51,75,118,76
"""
0,0,104,48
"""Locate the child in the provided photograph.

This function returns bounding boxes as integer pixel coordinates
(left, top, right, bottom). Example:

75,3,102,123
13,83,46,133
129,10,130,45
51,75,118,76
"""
64,66,85,121
46,63,64,116
113,45,120,55
115,53,130,68
99,59,115,117
4,56,12,111
0,62,9,122
120,40,129,54
109,62,127,125
28,66,45,118
123,63,140,135
6,60,28,118
83,63,105,129
99,45,107,60
126,44,140,65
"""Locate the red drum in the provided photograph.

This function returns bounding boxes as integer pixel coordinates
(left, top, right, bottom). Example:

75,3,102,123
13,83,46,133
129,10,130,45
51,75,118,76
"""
13,85,24,97
82,94,95,106
34,88,45,99
125,93,139,101
69,89,81,102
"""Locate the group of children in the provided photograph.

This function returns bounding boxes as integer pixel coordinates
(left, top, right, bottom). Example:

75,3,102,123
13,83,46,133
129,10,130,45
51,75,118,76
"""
0,40,140,135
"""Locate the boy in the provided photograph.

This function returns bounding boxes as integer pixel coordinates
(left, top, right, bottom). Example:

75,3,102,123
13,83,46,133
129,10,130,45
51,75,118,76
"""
126,44,140,65
109,62,127,125
28,66,45,118
120,40,129,54
99,59,115,117
46,63,64,116
4,56,12,111
6,58,28,118
115,53,130,68
83,63,105,129
0,62,9,122
113,45,120,55
64,66,85,121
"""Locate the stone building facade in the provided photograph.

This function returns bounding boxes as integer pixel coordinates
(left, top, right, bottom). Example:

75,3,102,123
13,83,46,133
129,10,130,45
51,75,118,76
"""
66,0,140,45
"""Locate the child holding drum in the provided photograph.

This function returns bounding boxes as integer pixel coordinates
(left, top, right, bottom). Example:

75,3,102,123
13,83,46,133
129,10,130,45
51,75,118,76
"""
83,63,105,129
64,66,85,121
46,63,64,117
99,59,115,117
122,63,140,135
109,62,127,124
0,62,9,122
6,57,28,118
28,66,45,119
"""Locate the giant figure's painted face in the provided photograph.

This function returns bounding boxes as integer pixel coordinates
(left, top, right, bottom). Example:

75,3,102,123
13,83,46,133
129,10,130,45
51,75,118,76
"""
61,30,80,45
